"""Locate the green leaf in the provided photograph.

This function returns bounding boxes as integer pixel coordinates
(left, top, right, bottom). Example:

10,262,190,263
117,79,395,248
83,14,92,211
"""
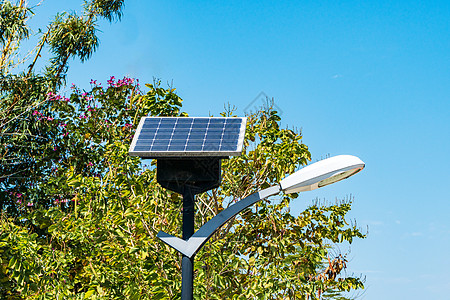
84,288,95,298
129,246,139,254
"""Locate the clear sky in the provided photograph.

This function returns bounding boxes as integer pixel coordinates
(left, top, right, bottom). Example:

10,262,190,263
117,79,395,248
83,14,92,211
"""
30,1,450,299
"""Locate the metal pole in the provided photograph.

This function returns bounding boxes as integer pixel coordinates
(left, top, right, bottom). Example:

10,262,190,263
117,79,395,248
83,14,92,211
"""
181,187,195,300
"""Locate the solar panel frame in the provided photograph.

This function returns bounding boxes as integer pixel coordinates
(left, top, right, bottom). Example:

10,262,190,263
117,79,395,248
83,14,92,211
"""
129,117,247,158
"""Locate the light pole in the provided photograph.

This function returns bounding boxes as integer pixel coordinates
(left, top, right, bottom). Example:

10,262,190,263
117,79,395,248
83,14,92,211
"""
157,154,365,297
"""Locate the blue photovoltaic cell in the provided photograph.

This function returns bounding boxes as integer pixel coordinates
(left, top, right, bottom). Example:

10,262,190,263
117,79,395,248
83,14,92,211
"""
129,117,246,157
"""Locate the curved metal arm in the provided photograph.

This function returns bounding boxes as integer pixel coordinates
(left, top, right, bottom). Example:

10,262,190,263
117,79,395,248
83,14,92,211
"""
157,185,281,258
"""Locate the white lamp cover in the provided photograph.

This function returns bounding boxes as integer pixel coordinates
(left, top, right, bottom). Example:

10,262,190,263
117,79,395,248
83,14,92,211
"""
279,155,365,194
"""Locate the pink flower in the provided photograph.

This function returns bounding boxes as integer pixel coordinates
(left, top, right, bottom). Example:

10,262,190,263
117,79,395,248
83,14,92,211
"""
87,162,93,167
113,77,135,87
46,92,57,101
107,76,115,86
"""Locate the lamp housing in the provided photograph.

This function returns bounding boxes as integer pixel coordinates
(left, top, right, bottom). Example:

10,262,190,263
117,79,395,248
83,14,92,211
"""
279,155,365,194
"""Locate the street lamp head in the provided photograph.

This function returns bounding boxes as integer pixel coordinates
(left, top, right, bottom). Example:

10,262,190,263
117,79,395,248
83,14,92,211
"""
279,155,365,194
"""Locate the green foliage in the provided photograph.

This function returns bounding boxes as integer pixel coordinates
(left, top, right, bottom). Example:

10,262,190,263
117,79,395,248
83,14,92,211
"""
84,0,125,22
0,1,30,45
46,12,99,77
0,0,32,74
0,77,186,299
0,0,124,77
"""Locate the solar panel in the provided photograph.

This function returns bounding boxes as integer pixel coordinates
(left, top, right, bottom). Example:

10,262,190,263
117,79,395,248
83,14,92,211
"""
129,117,247,157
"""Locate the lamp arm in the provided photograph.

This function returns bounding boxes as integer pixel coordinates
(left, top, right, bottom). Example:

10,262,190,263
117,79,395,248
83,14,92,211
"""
157,185,281,258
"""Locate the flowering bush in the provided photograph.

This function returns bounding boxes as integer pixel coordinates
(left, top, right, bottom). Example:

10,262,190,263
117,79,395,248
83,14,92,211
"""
0,77,190,297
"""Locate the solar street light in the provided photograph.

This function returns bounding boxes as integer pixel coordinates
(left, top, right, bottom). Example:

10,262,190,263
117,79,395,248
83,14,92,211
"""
129,117,365,300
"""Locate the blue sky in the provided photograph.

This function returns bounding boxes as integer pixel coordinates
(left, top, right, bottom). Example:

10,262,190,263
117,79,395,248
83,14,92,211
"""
30,1,450,299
